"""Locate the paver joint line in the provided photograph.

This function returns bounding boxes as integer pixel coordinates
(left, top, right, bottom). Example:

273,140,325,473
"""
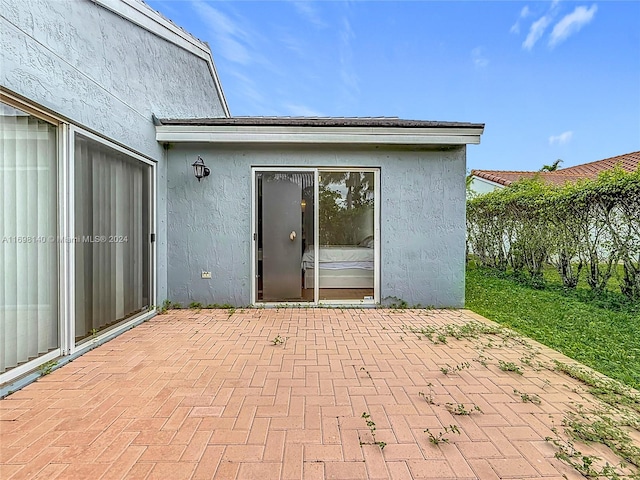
0,308,633,479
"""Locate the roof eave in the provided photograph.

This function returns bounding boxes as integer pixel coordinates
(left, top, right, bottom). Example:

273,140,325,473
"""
155,124,484,145
471,174,509,188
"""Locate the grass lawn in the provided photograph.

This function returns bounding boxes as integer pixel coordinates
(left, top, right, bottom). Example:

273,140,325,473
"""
465,262,640,390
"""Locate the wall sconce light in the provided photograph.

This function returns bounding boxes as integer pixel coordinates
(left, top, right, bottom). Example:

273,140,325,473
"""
192,156,210,182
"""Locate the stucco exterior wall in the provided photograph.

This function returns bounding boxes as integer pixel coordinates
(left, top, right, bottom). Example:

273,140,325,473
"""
1,0,227,301
166,144,467,307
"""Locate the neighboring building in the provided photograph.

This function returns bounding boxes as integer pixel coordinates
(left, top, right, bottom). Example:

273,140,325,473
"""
0,0,483,389
468,151,640,196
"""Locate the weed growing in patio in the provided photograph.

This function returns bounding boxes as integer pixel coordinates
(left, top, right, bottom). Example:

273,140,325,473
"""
473,354,489,367
360,412,386,450
271,335,286,346
384,297,409,310
498,360,523,374
545,425,635,480
402,320,509,347
513,389,541,404
424,425,460,445
418,383,436,404
554,361,640,412
159,299,172,314
563,407,640,469
38,360,57,376
440,362,470,375
445,403,482,415
541,362,640,479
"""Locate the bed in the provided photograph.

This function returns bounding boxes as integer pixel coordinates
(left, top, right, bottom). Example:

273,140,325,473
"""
301,239,374,289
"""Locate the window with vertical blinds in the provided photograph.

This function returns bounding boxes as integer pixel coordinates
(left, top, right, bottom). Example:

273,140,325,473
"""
74,133,151,343
0,103,59,374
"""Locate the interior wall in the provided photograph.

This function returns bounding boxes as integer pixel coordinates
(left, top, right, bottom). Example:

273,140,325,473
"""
166,144,467,307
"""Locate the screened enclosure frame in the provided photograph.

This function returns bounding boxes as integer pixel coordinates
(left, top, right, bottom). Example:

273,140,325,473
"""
251,166,380,306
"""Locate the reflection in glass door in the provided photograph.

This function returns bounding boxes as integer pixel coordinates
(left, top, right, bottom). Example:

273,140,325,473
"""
256,171,314,302
317,171,375,301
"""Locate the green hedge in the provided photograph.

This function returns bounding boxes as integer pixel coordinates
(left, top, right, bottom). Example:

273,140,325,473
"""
467,167,640,300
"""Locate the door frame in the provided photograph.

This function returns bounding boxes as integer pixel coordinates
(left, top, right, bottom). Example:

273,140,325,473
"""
251,167,380,306
251,167,316,306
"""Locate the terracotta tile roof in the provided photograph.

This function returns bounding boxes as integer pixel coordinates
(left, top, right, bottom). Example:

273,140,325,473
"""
472,151,639,187
559,151,640,176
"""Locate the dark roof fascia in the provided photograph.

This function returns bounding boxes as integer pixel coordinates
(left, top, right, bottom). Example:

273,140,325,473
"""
158,116,484,129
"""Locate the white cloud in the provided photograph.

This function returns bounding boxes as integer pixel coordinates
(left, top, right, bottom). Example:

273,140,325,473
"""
339,16,359,98
549,4,597,47
471,47,489,69
523,14,552,50
510,5,531,34
289,1,327,28
278,31,307,57
190,0,256,65
549,131,574,145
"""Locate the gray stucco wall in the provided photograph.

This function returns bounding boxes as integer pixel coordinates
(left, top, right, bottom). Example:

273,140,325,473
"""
166,144,467,307
1,0,227,301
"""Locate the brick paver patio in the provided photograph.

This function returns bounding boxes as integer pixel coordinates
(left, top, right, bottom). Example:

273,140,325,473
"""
0,309,631,479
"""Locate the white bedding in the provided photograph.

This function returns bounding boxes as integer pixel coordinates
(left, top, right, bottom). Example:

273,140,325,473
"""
301,246,373,267
305,261,373,271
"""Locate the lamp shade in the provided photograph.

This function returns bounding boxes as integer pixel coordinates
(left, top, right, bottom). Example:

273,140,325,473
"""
192,156,210,181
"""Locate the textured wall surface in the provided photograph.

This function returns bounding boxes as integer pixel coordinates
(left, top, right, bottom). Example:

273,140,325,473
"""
0,0,225,156
1,0,227,300
166,144,467,307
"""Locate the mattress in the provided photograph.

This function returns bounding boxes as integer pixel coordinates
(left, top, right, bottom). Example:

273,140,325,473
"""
301,246,373,270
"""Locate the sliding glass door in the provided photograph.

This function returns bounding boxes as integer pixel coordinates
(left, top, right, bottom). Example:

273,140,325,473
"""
254,168,378,305
74,132,152,344
318,171,375,301
0,103,59,374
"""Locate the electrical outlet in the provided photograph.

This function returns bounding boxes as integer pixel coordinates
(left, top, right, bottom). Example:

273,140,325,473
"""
201,271,212,279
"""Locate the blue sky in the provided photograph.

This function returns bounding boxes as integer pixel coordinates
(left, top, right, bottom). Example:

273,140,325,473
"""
146,0,640,171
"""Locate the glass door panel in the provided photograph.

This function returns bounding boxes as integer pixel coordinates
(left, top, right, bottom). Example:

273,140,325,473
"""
256,171,314,302
318,171,375,301
74,133,152,344
0,103,59,374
